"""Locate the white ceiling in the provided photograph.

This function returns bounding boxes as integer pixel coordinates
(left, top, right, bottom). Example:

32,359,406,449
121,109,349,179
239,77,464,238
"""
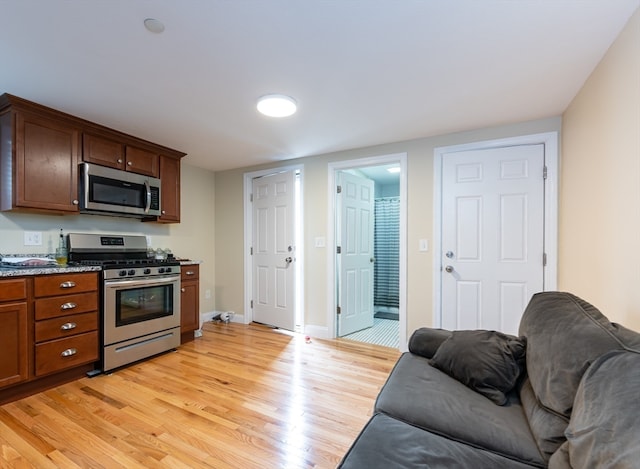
1,1,638,172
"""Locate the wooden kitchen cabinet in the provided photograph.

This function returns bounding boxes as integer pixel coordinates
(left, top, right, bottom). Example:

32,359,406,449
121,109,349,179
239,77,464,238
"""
0,279,29,389
83,132,159,178
0,95,81,213
157,155,181,222
33,272,99,377
0,93,185,221
180,265,200,343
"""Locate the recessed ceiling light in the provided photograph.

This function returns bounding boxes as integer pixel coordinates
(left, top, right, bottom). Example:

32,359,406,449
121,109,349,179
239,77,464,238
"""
257,94,297,118
387,166,401,174
144,18,165,34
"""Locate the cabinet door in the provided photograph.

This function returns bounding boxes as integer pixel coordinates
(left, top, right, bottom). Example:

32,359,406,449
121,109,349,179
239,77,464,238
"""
0,302,29,388
157,155,181,223
180,265,199,338
125,146,159,177
16,111,80,212
83,132,125,170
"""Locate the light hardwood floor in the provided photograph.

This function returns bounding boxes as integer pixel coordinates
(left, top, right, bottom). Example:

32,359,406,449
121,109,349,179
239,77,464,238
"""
0,322,400,468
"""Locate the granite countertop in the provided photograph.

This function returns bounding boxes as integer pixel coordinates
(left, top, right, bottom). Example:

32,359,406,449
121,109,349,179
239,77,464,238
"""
0,265,102,277
179,259,202,265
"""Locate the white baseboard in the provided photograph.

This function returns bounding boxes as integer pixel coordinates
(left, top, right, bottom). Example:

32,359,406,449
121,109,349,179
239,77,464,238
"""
305,324,330,339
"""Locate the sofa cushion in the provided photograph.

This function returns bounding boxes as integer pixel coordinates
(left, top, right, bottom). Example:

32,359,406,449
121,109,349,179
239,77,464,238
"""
408,327,452,359
518,292,640,462
563,350,640,468
339,412,543,469
375,353,545,467
429,330,526,405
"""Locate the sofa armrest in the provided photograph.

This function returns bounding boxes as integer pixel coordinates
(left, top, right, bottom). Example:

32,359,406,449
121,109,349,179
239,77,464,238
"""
408,327,452,359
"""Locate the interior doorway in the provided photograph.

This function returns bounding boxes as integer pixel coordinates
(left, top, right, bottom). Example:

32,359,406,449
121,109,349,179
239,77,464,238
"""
328,153,407,350
243,165,304,332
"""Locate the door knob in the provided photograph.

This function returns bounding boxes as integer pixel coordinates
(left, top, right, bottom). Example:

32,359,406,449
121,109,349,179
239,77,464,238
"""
445,251,454,259
445,265,454,273
285,257,293,264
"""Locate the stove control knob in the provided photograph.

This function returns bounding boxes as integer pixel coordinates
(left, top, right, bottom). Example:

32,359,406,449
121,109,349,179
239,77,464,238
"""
158,267,165,274
128,269,136,276
165,267,172,273
144,268,151,275
119,270,127,277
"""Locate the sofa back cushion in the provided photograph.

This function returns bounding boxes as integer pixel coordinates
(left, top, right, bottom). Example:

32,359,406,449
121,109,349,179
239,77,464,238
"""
561,350,640,468
518,292,640,460
519,292,640,417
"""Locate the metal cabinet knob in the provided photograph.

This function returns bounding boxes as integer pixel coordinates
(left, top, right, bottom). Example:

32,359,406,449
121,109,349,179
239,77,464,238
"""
181,288,186,293
445,265,454,273
127,161,133,166
60,322,77,331
117,159,123,164
61,348,77,357
72,199,79,205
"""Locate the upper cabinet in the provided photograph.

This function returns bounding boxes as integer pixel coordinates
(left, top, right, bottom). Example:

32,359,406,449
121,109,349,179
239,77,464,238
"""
1,99,81,213
0,94,185,222
83,132,159,178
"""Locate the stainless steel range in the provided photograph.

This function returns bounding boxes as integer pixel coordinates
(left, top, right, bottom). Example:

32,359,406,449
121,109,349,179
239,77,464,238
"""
68,233,181,372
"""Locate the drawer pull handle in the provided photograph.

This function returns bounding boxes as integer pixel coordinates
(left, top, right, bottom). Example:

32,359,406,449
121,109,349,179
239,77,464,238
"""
61,302,77,310
61,348,77,357
186,271,195,276
60,281,76,289
61,322,77,331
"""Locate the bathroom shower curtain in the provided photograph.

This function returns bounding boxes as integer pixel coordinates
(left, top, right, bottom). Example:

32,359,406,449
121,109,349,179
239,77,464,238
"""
374,197,400,309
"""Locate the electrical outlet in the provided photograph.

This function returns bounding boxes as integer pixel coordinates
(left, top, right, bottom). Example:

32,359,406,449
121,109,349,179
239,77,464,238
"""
24,231,43,246
205,289,211,299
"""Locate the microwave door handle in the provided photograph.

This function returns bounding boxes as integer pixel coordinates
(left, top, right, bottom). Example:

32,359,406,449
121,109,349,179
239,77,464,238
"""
144,180,151,213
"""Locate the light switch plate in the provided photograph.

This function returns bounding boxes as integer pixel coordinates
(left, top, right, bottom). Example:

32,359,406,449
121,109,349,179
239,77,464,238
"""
419,239,429,252
314,237,326,248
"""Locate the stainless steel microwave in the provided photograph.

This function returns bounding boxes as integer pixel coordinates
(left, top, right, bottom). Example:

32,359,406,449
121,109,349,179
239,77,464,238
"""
79,163,161,217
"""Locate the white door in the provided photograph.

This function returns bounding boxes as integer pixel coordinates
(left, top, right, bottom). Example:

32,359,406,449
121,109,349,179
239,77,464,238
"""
337,171,375,336
252,170,296,331
441,144,545,335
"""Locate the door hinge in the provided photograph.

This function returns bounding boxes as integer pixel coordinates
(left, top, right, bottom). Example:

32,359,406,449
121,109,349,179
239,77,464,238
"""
250,246,253,255
337,185,342,194
337,305,341,315
543,252,547,267
250,193,253,202
543,166,548,180
251,300,254,309
336,246,341,254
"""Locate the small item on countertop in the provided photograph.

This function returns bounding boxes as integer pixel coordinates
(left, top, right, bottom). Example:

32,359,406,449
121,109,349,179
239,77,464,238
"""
1,257,58,267
55,228,68,266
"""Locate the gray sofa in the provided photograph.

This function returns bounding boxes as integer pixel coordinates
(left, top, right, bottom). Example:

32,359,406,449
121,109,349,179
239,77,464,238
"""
338,292,640,468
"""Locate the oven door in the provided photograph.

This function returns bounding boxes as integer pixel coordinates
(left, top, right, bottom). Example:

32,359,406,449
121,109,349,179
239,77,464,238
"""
104,274,181,346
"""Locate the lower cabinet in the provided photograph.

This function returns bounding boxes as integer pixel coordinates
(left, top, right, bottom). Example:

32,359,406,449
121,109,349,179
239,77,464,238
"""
33,273,99,377
0,278,29,388
0,272,100,404
180,265,200,343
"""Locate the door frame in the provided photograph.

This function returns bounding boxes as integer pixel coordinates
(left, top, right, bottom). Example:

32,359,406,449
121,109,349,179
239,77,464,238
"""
327,153,408,350
243,164,304,326
433,132,558,329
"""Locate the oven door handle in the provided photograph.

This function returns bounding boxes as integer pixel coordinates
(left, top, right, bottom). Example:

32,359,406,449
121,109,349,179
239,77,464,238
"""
105,275,180,289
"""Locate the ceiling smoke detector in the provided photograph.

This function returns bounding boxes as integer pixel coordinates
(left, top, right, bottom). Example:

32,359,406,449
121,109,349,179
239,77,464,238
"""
257,94,297,118
144,18,165,34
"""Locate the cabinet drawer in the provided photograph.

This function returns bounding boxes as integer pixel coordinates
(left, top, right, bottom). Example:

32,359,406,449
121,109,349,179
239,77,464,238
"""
35,292,98,320
181,265,199,281
0,278,28,301
35,312,98,342
35,331,99,376
34,272,97,297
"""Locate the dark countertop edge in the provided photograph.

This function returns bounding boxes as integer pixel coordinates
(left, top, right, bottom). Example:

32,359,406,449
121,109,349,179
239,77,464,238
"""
0,265,102,277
